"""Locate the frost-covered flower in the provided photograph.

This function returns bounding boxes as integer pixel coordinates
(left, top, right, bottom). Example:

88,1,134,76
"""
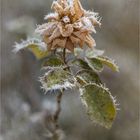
35,0,101,52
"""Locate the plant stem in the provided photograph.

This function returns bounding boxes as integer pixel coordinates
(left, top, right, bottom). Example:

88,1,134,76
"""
51,90,63,140
53,48,67,128
51,48,69,139
54,90,63,126
63,48,71,71
63,48,66,65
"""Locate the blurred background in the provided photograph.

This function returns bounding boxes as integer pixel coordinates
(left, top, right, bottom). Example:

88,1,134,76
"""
0,0,139,140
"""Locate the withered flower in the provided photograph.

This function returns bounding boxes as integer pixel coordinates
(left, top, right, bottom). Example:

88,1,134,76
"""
35,0,101,52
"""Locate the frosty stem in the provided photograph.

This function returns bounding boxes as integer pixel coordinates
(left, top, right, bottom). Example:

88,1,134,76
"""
54,90,63,126
53,48,68,133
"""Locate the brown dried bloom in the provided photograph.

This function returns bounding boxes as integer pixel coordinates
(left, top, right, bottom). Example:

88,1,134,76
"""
35,0,101,52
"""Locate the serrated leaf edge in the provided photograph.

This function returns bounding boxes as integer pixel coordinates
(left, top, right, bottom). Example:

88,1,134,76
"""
85,57,104,72
40,68,76,93
13,37,47,53
79,83,117,128
97,56,119,72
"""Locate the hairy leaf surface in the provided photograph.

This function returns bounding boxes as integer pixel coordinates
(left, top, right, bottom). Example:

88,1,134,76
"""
42,56,63,67
85,57,103,72
40,68,75,93
97,56,119,72
80,83,116,129
77,70,101,85
73,59,91,70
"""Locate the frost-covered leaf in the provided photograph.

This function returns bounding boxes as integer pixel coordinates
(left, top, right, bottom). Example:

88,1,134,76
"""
77,70,101,85
74,48,104,58
40,68,75,93
97,56,119,72
42,56,64,67
28,45,48,59
85,57,103,72
73,59,91,70
86,48,104,58
13,38,48,59
80,83,116,129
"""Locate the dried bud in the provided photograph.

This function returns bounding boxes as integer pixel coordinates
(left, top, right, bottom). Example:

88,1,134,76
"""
35,0,101,52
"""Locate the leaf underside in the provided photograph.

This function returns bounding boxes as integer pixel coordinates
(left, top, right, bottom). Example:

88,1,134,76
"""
97,56,119,72
28,44,48,59
13,38,48,59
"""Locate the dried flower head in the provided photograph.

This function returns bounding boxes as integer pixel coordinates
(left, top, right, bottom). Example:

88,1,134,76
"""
35,0,101,52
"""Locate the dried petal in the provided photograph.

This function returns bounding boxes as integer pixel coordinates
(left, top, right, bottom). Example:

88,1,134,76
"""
63,6,71,15
85,34,96,48
44,13,59,21
58,23,73,37
65,39,75,52
35,22,58,36
73,21,83,29
49,26,61,41
57,0,68,8
73,0,84,21
70,6,75,16
89,16,101,26
84,11,98,17
70,35,81,44
81,17,96,32
70,34,84,48
52,38,67,49
73,31,88,41
51,1,64,16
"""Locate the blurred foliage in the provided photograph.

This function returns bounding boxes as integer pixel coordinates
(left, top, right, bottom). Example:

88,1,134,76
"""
0,0,139,140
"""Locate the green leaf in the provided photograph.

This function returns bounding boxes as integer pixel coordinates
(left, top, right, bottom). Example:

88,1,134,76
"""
42,56,64,67
13,38,48,59
97,57,119,72
40,68,75,93
85,57,103,72
73,59,91,70
77,70,102,85
80,83,116,129
28,44,48,59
